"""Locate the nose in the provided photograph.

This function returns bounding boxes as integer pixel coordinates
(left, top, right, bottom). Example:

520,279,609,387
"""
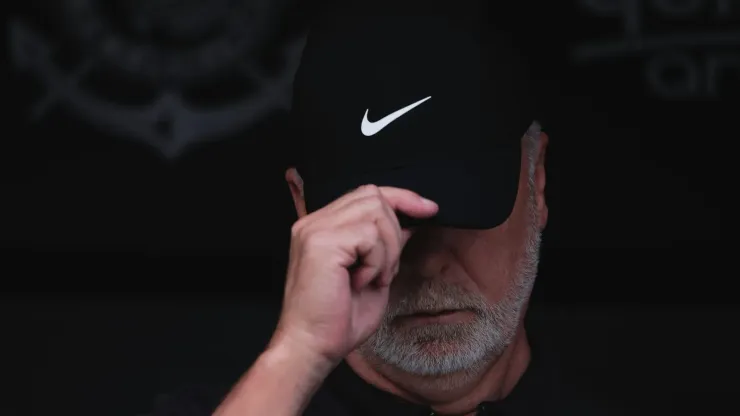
400,228,452,277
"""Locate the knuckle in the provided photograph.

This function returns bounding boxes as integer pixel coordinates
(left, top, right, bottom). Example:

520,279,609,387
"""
361,222,380,241
365,195,384,212
358,184,380,195
290,217,309,238
303,229,332,249
290,223,302,239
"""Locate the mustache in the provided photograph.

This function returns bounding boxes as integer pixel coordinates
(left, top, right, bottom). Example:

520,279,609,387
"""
386,279,488,318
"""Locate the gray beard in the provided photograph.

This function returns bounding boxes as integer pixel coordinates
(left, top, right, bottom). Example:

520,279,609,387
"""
359,194,542,377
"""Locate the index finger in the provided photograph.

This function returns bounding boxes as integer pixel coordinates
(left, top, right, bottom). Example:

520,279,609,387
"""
377,186,438,219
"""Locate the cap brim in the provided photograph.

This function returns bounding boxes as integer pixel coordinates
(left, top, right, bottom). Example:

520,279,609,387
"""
303,150,521,230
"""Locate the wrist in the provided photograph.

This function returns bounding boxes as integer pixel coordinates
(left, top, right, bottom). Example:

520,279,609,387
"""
265,330,337,383
213,332,335,416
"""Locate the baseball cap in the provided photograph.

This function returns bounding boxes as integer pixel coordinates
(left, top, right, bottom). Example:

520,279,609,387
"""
290,10,538,229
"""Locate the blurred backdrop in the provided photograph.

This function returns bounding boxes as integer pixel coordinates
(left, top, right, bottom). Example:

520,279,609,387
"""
2,0,738,415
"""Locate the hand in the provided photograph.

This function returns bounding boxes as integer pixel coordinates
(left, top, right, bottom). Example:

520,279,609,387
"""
272,185,438,369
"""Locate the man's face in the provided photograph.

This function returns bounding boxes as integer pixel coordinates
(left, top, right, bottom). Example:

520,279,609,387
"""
286,133,548,378
361,190,542,378
361,135,547,377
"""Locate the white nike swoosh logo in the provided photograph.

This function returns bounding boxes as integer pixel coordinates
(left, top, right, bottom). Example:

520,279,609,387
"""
361,96,432,136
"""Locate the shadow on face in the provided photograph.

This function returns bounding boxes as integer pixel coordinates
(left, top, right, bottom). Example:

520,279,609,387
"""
285,132,549,375
397,130,548,305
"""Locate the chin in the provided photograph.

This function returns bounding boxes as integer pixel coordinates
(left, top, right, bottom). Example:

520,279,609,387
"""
367,329,497,377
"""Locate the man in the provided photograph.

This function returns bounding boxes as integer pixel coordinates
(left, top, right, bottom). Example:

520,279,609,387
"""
153,9,618,416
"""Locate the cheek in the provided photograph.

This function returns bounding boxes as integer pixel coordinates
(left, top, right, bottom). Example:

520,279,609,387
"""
451,227,524,302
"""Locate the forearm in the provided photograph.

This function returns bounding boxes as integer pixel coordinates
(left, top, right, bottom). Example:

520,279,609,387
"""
212,338,333,416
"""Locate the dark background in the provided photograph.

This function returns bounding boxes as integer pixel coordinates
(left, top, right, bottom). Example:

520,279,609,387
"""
2,0,738,415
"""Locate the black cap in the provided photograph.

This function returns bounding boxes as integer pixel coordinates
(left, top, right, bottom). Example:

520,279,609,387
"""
291,10,538,229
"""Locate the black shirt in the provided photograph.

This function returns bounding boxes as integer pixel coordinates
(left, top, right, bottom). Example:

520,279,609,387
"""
145,330,622,416
302,342,611,415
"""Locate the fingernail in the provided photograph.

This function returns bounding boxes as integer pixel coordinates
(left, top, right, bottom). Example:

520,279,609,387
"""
421,197,437,207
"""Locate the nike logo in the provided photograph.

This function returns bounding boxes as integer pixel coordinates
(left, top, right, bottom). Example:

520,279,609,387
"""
360,96,432,136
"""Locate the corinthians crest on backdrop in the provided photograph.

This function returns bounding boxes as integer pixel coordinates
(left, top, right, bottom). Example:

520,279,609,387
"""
9,0,306,159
